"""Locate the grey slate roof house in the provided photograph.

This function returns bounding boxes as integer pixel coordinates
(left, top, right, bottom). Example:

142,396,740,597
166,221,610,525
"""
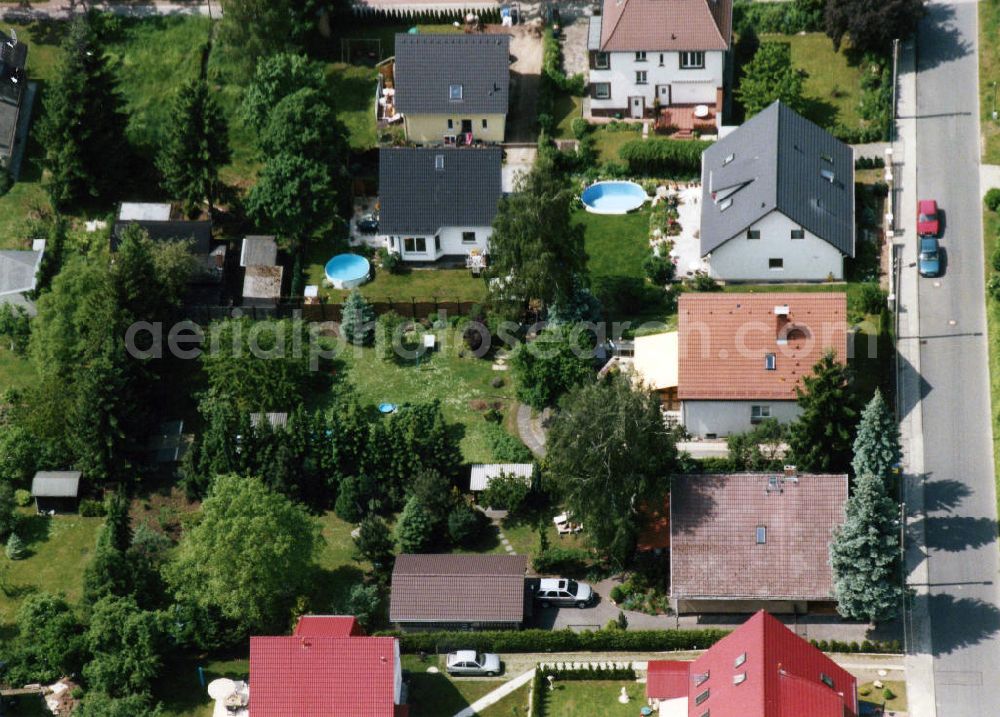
0,238,44,315
393,34,510,144
0,30,28,172
389,554,528,631
700,102,855,282
379,147,502,264
31,471,82,513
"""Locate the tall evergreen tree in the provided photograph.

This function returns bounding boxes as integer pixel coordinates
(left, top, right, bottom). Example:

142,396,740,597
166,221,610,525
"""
829,472,905,623
852,388,900,483
38,16,128,209
157,78,231,214
341,290,375,346
787,351,858,473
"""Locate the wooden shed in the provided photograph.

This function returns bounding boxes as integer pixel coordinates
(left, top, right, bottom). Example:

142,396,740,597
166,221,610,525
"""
30,471,82,513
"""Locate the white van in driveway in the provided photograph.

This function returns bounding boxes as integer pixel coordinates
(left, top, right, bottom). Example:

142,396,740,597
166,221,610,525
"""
536,578,594,608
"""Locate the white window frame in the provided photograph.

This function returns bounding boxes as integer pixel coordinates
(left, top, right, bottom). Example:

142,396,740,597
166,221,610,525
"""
751,405,771,423
680,51,705,69
635,51,647,62
404,237,427,254
635,70,648,85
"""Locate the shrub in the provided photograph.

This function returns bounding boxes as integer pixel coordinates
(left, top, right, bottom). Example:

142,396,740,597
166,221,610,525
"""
988,274,1000,302
447,503,488,547
883,687,896,700
376,311,405,361
643,250,676,286
14,489,31,507
480,472,532,512
533,547,590,576
5,532,26,560
79,499,108,518
992,245,1000,274
571,117,591,140
0,169,11,198
377,247,403,274
986,188,1000,212
619,138,710,176
486,424,534,463
609,585,625,603
685,271,722,292
856,282,888,316
538,664,636,681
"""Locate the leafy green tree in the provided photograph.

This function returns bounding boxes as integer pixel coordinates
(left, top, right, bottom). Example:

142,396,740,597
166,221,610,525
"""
341,290,375,346
166,474,321,637
546,276,603,327
546,374,678,566
376,311,405,361
75,692,163,717
157,78,231,214
829,472,905,622
480,472,532,512
510,327,594,410
487,153,587,310
37,16,128,209
395,496,437,553
448,502,487,547
180,397,241,499
0,593,84,684
410,468,457,529
246,153,337,249
345,582,382,632
241,53,326,133
83,596,162,697
788,351,858,473
218,0,296,80
0,482,16,540
793,0,826,30
852,388,900,483
726,419,787,472
0,304,30,354
32,215,68,298
259,87,348,165
825,0,925,53
354,515,395,578
0,422,37,486
736,43,807,117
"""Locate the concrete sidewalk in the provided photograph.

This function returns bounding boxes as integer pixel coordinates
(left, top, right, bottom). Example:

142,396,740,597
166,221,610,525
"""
0,0,215,21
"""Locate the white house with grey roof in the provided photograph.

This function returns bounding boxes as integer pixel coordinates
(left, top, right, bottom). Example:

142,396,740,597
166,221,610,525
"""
379,147,502,264
0,238,44,315
393,33,509,145
700,102,855,282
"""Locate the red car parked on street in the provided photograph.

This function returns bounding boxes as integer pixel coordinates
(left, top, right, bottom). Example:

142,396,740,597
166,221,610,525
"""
918,199,940,237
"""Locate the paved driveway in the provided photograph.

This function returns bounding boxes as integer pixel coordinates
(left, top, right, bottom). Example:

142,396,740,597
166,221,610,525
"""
505,24,543,143
911,1,1000,714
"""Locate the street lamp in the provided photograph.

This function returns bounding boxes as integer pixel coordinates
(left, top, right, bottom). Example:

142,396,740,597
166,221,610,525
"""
992,81,998,121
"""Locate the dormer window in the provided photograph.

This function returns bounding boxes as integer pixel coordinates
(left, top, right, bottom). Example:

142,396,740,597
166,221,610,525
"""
449,84,463,100
765,353,776,370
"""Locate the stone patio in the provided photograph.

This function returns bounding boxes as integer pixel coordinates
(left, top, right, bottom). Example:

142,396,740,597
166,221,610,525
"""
649,184,708,279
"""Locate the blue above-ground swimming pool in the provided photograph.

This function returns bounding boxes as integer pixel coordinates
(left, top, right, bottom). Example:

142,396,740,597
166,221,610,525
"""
581,181,648,214
324,253,371,290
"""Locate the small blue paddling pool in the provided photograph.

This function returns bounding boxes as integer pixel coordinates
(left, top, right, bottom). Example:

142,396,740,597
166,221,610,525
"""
378,403,397,414
581,181,648,214
324,253,371,290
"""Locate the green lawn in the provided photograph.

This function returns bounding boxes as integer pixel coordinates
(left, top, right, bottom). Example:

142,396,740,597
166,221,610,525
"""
327,327,520,463
858,681,907,712
402,654,504,717
330,62,379,150
981,0,1000,163
760,33,866,131
554,94,584,139
984,207,1000,519
590,125,641,164
0,512,104,627
576,207,649,283
478,682,529,717
543,680,642,717
159,656,249,717
0,345,34,391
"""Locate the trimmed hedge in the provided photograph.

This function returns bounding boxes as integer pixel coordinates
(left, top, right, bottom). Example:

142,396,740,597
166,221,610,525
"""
538,664,636,681
376,627,904,656
532,547,590,576
619,139,711,176
530,668,545,715
733,0,824,36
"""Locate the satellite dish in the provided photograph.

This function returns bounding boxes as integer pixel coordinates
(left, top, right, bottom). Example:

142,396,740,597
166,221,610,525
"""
207,678,236,700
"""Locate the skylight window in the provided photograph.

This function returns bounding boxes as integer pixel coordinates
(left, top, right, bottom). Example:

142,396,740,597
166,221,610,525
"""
695,689,710,706
449,84,463,100
820,673,835,689
734,652,747,668
765,353,776,370
821,153,834,164
719,197,732,211
724,153,735,165
733,673,747,686
756,526,766,544
435,155,445,170
694,671,710,686
821,168,835,183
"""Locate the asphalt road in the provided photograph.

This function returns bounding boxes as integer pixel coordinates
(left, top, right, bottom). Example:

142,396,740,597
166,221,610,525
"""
915,1,1000,713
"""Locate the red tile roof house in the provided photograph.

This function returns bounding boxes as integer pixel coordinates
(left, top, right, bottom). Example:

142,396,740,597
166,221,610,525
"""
586,0,732,134
669,472,848,614
389,554,528,631
678,292,847,437
645,610,858,717
249,615,408,717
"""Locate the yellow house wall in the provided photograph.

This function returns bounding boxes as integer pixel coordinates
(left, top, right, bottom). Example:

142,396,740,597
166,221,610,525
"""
404,113,506,143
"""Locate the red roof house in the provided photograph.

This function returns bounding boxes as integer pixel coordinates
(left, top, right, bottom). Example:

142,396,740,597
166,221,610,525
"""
293,615,364,638
646,611,857,717
249,615,406,717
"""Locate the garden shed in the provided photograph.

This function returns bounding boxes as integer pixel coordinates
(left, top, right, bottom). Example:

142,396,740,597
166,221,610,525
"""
30,471,82,513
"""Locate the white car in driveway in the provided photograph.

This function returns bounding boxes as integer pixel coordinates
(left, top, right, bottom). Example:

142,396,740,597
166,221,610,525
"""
445,650,502,676
536,578,594,608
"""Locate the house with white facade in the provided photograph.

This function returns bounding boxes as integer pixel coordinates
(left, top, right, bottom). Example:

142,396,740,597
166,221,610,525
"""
378,147,501,264
701,101,856,281
587,0,732,132
0,239,44,315
678,292,847,437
